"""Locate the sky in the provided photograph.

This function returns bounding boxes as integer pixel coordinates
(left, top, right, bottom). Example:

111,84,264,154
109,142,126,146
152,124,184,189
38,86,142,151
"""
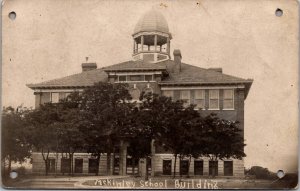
2,0,298,173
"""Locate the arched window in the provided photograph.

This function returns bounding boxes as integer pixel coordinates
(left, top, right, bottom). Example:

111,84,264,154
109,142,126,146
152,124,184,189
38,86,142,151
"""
143,87,153,95
130,88,141,100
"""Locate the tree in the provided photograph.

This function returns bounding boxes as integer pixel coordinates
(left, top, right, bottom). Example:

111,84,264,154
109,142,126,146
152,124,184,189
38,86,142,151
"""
1,106,31,176
245,166,276,179
201,113,246,177
55,93,84,176
78,82,134,175
126,107,152,178
137,92,202,178
159,104,202,178
24,103,61,176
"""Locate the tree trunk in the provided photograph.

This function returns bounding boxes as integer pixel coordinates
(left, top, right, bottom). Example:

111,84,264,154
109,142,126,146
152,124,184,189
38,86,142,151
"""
3,158,6,177
145,157,149,181
70,153,74,176
137,158,140,177
132,157,135,176
106,138,112,175
44,160,48,176
107,150,111,175
179,155,182,179
173,154,177,178
187,155,191,178
42,148,49,176
96,154,100,176
212,161,216,178
8,155,11,175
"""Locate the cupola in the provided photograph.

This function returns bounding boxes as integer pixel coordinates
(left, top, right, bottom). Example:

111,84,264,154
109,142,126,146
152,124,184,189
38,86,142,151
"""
132,9,172,63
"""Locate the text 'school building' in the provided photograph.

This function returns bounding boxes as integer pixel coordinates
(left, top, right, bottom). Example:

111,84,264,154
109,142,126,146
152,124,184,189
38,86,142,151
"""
27,10,252,177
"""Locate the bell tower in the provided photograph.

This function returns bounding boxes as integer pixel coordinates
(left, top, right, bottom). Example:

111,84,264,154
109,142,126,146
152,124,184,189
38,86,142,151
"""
132,9,172,63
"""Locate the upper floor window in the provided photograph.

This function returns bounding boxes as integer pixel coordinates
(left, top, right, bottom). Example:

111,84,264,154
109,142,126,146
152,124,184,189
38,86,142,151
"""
145,75,153,81
223,89,234,109
163,90,173,99
51,93,59,103
194,90,205,109
180,90,190,107
118,75,127,82
209,90,219,110
129,75,143,81
117,74,154,82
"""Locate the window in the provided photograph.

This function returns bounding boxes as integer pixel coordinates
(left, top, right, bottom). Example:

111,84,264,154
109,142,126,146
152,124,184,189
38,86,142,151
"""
88,159,99,174
75,159,83,173
126,157,139,175
180,90,190,107
61,158,71,173
194,160,203,175
163,160,172,175
130,88,140,100
180,160,189,175
113,157,120,175
209,161,218,176
65,92,71,99
224,161,233,176
163,90,173,98
119,76,126,82
51,93,59,103
145,75,153,81
129,75,144,81
46,159,55,173
223,89,234,109
194,90,205,109
209,90,219,109
117,75,154,82
143,87,153,95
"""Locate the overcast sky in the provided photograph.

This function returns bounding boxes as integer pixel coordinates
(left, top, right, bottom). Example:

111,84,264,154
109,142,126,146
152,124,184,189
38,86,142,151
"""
2,0,298,173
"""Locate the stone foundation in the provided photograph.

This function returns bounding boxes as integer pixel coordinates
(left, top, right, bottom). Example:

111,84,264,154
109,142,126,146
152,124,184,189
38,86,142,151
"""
31,152,244,177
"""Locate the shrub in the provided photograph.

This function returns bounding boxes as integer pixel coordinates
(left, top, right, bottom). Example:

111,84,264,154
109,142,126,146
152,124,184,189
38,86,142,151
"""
15,166,27,176
245,166,277,180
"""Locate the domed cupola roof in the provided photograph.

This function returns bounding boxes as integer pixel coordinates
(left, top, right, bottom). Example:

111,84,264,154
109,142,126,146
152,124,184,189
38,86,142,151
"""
134,9,170,35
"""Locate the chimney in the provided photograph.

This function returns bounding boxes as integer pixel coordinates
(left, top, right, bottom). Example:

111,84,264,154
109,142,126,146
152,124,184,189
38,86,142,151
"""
173,49,182,73
82,63,97,72
208,68,223,73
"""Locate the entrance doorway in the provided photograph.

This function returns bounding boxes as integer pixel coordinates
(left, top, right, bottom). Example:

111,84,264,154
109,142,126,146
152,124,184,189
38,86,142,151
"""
126,157,139,175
